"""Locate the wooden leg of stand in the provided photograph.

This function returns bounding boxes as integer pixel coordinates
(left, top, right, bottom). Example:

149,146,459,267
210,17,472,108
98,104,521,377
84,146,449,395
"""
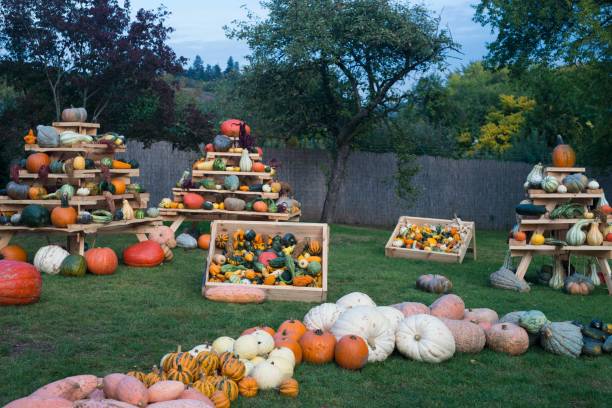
0,232,14,249
471,229,477,260
136,233,148,242
169,216,185,233
515,253,533,280
596,257,612,295
67,234,85,255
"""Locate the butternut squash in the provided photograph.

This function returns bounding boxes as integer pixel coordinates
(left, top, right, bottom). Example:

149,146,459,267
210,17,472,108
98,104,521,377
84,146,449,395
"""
205,286,266,304
31,375,100,401
116,376,148,407
4,397,73,408
112,160,132,169
148,380,185,402
103,373,128,399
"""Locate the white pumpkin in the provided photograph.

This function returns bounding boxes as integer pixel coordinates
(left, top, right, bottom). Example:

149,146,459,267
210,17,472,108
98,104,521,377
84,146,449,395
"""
212,336,235,354
250,356,266,366
240,358,255,376
251,330,275,355
234,335,259,359
189,343,212,357
377,306,405,332
336,292,376,309
266,356,294,380
303,303,344,332
395,314,455,363
33,245,69,275
252,361,284,390
268,347,295,366
239,149,253,172
331,306,395,362
557,184,568,193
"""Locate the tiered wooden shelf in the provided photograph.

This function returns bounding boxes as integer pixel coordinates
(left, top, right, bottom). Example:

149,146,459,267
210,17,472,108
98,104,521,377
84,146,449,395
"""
510,166,612,294
0,121,161,254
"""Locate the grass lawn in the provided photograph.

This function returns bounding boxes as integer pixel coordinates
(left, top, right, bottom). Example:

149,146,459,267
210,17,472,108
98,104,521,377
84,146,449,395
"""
1,224,611,407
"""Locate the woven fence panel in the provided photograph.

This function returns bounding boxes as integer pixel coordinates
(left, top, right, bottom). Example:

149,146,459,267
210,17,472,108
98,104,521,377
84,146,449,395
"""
125,141,611,230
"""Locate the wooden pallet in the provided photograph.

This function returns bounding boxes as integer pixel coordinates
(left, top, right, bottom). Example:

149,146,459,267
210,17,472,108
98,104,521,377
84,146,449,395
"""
384,216,476,263
205,152,261,160
159,208,300,222
203,220,328,302
191,170,273,179
25,144,126,153
172,188,278,199
52,122,100,136
18,169,139,179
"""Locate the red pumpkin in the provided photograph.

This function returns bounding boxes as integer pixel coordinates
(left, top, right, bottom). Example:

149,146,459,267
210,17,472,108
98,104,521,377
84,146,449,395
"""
274,336,303,364
253,201,268,213
123,240,165,267
0,260,42,305
183,193,205,209
251,162,265,172
606,232,612,242
551,135,576,167
0,245,28,262
26,153,50,173
84,248,118,275
220,119,251,138
513,231,526,242
205,143,214,152
299,329,336,364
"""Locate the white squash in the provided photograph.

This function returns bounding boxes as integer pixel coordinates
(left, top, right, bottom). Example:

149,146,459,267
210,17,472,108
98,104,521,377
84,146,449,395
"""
331,306,395,362
212,336,235,354
239,149,253,172
250,356,266,366
251,330,275,356
189,343,212,357
240,358,255,376
252,361,284,390
557,184,567,193
395,314,455,363
76,187,90,196
303,303,344,332
336,292,376,309
587,180,599,190
266,356,294,380
33,245,69,275
376,306,405,333
234,335,259,359
267,347,295,366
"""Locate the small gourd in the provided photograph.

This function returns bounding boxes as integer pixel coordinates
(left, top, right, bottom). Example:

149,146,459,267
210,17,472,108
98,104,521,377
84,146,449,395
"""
556,184,567,193
566,219,590,246
586,222,603,246
240,149,253,172
122,199,134,220
526,162,544,187
224,175,240,191
76,187,90,196
530,233,545,245
147,207,160,218
540,176,559,193
562,173,586,193
549,257,565,289
77,211,93,224
262,184,272,193
73,155,86,170
587,180,599,190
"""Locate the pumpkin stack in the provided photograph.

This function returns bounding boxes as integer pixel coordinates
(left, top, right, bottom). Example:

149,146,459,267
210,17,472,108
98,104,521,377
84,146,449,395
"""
504,136,612,295
158,118,302,221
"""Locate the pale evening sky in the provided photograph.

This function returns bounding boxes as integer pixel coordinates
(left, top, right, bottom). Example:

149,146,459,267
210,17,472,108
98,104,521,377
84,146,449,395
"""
131,0,494,72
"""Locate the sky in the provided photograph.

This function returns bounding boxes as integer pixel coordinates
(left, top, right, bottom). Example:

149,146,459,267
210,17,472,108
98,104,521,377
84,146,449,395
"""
131,0,494,73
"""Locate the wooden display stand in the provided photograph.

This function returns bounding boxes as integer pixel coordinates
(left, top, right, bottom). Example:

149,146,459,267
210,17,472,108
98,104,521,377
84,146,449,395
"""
510,167,612,295
0,122,160,255
203,220,328,302
160,149,301,227
385,216,476,263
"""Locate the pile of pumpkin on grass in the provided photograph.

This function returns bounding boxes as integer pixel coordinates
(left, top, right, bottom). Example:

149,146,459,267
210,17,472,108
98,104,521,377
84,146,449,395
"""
390,220,469,253
206,229,323,287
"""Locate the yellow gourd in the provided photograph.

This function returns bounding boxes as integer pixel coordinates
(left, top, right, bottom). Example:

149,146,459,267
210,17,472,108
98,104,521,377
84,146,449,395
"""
73,155,86,170
530,233,545,245
586,222,603,246
122,199,134,220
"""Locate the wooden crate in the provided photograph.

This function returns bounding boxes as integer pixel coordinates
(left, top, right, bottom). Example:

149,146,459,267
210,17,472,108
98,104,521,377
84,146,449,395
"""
203,220,329,302
384,216,476,263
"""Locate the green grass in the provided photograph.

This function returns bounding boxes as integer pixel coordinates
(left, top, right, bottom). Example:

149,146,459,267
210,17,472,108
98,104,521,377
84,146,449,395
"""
1,225,611,407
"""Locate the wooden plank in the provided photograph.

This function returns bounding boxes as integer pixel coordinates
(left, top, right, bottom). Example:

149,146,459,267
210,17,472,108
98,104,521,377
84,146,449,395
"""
192,170,273,179
203,220,328,302
0,193,148,209
509,244,612,252
52,122,100,128
24,144,125,153
596,257,612,295
18,168,138,179
545,167,586,173
206,152,261,160
159,208,299,221
529,192,603,199
172,188,278,199
515,253,533,280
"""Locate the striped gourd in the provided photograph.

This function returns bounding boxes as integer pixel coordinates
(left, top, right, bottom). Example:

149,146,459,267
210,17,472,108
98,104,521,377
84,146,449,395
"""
308,239,322,255
144,366,162,387
197,351,220,375
540,321,583,358
216,377,239,401
218,351,236,367
162,346,198,375
215,233,229,249
192,378,215,397
164,365,193,385
126,370,147,382
221,358,246,382
541,175,559,193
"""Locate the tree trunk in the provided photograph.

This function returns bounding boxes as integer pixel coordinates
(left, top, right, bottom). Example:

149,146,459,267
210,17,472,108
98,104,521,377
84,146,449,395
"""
320,143,351,223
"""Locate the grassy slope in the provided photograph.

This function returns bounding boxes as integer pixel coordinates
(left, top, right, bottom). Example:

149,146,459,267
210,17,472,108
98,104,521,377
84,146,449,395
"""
1,225,611,407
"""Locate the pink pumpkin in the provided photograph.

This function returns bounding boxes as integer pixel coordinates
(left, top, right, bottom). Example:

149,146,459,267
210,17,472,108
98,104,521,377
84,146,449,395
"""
148,226,177,249
430,294,465,319
390,302,430,317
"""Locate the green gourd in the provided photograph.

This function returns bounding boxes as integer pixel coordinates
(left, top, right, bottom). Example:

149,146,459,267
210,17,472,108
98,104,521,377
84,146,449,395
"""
100,157,113,168
307,261,322,276
526,162,544,187
562,174,586,193
515,204,547,216
603,336,612,353
213,134,232,152
566,219,591,246
201,178,216,190
213,158,226,171
581,338,603,356
541,176,559,193
49,160,65,174
43,184,75,200
146,207,160,218
224,175,240,191
20,205,51,227
36,125,60,147
59,254,87,277
6,181,30,199
540,321,583,358
135,209,145,219
519,310,549,334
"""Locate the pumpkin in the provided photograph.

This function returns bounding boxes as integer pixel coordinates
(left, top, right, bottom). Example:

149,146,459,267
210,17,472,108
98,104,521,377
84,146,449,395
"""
463,308,499,325
223,197,246,211
564,274,595,295
562,173,586,193
116,375,148,407
395,314,455,363
220,119,251,137
36,125,60,147
28,184,48,200
210,390,230,408
551,135,576,167
204,286,266,303
123,240,165,267
211,337,234,354
391,301,430,317
336,292,376,309
273,337,302,364
49,160,64,174
148,226,177,249
530,233,545,245
197,234,211,250
7,181,30,199
267,355,294,380
299,329,336,364
278,319,307,340
332,334,368,370
251,329,275,355
253,200,268,212
238,377,258,398
144,366,163,387
191,379,215,397
252,361,283,390
0,245,27,262
430,294,465,319
540,321,583,358
30,374,99,401
376,306,405,333
331,306,395,362
61,107,88,122
84,247,118,275
518,310,548,334
251,162,265,172
183,193,205,209
147,380,185,402
72,155,86,170
51,193,77,228
303,303,344,332
26,152,50,173
59,254,87,277
440,318,485,353
0,260,42,305
486,323,529,355
109,179,126,195
213,134,232,152
34,245,69,274
215,377,238,401
126,371,146,382
416,274,453,293
233,335,259,360
223,175,240,191
278,378,299,398
513,230,527,241
541,175,559,193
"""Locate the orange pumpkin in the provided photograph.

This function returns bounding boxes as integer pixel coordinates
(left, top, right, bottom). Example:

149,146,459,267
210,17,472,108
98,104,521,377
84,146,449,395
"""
238,377,258,398
0,260,42,305
0,245,28,262
274,336,303,364
253,201,268,212
551,135,576,167
84,247,118,275
28,184,47,200
277,319,307,340
299,329,336,364
50,193,77,228
279,378,299,398
251,162,265,172
241,326,275,337
513,231,527,242
335,335,368,370
198,234,211,250
111,179,126,195
210,390,230,408
26,153,50,173
220,119,251,138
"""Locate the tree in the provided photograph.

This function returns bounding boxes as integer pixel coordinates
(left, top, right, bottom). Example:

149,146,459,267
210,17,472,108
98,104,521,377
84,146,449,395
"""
224,56,236,74
188,55,206,80
474,0,611,69
0,0,185,120
227,0,456,222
